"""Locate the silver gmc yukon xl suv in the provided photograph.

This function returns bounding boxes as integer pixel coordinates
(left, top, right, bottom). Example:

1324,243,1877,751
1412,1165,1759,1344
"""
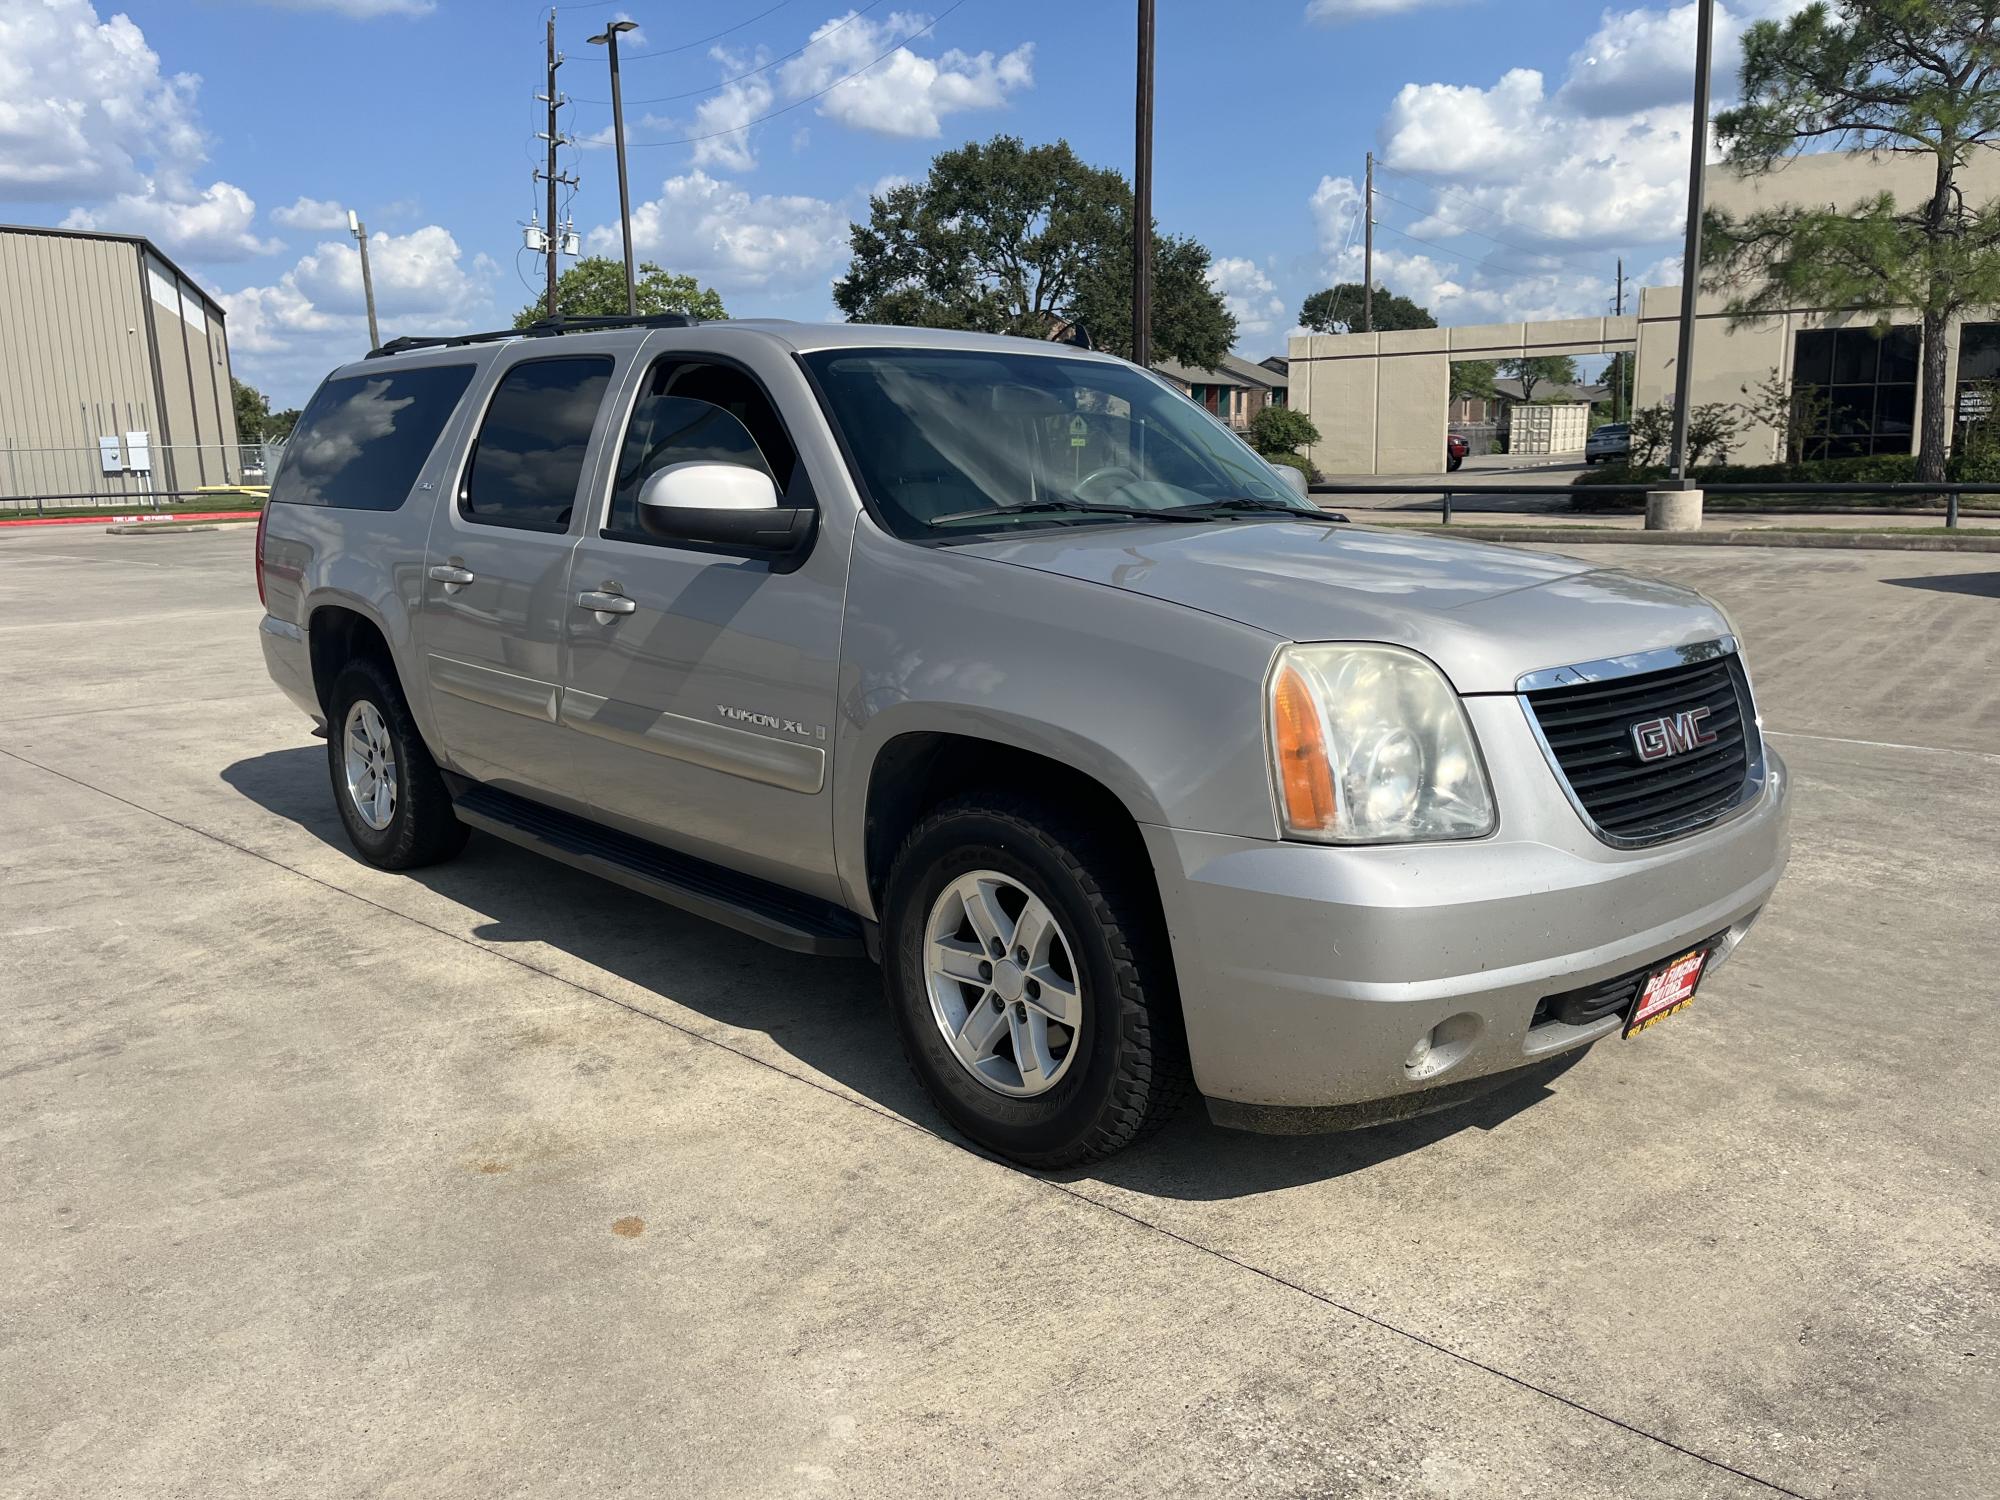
256,314,1791,1166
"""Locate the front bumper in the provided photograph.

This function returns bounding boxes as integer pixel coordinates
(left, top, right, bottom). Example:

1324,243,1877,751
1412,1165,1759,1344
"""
1142,723,1791,1126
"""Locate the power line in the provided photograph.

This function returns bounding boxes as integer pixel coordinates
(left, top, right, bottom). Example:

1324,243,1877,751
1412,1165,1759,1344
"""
617,0,804,59
1371,216,1572,281
623,0,967,149
570,0,894,107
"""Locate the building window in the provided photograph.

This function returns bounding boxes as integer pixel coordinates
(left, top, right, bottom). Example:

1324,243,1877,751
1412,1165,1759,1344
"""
1791,326,1918,458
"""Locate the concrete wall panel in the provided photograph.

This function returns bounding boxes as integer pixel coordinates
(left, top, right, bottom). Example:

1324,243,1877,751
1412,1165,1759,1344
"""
1376,353,1449,474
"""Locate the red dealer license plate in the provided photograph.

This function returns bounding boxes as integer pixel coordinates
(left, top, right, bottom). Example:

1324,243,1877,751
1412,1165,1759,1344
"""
1624,947,1710,1037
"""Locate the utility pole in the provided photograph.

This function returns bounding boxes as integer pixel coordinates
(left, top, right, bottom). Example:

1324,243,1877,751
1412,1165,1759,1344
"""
1363,151,1375,335
1668,0,1716,484
349,209,380,351
536,14,578,318
1613,255,1626,420
589,20,640,315
1132,0,1155,369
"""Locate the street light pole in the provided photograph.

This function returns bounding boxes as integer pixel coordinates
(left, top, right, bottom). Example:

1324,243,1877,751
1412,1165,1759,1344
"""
589,19,640,316
1667,0,1716,484
1132,0,1155,369
348,209,380,352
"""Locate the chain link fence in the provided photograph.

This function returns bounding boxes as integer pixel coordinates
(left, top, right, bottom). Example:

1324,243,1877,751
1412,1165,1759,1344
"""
1,439,286,512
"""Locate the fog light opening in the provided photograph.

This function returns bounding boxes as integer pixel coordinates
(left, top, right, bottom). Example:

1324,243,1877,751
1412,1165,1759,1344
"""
1404,1012,1484,1081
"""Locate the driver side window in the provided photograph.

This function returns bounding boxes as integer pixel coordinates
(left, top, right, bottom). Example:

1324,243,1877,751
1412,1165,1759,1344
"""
605,357,806,541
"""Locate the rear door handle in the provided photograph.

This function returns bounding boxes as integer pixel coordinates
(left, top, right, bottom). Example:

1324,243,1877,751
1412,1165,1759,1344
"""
428,564,476,587
575,590,637,615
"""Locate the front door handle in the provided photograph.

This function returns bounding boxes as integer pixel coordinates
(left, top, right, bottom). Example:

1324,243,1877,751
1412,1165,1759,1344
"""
428,564,476,588
575,590,637,615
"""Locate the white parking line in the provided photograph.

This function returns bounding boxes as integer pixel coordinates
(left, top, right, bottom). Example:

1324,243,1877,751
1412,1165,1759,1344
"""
1766,728,2000,762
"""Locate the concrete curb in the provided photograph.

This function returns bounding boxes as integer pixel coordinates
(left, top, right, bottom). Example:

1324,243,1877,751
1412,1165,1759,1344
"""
106,523,222,535
0,509,260,531
1374,524,2000,553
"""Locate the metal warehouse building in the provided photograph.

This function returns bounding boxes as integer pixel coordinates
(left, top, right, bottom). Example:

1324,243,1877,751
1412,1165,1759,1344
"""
0,223,241,502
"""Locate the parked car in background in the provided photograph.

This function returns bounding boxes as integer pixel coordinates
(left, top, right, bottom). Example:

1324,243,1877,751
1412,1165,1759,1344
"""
1586,422,1631,465
1447,433,1468,471
256,316,1790,1167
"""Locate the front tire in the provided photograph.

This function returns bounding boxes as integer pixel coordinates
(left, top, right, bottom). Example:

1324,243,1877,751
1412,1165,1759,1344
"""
326,657,468,870
882,794,1192,1167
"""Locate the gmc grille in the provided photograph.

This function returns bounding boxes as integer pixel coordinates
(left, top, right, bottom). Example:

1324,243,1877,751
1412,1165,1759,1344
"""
1523,650,1760,846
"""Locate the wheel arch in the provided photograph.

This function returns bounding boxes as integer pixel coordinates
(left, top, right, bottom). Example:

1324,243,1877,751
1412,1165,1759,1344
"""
855,727,1164,927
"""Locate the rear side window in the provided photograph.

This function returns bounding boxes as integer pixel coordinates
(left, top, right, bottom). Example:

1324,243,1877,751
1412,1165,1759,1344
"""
460,356,614,532
269,363,475,510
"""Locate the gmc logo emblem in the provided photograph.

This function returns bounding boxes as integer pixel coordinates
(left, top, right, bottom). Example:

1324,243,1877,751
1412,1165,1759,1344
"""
1631,707,1718,762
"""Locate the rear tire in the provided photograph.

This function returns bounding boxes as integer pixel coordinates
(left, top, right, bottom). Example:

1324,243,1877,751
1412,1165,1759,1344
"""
326,657,468,871
882,794,1192,1168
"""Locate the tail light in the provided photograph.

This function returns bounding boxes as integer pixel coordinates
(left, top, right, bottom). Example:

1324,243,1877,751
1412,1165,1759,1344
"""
254,504,270,605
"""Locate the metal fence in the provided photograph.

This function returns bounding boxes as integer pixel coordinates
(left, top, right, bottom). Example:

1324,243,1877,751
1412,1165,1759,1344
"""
0,440,285,510
1306,479,2000,528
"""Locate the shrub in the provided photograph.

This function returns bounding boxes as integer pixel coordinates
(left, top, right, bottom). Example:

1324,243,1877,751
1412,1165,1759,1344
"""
1570,452,1928,509
1263,450,1317,484
1248,404,1320,457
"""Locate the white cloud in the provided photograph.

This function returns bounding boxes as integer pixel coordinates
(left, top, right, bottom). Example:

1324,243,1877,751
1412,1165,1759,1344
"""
272,196,350,231
1208,257,1287,339
63,180,282,260
0,0,204,201
1306,0,1459,18
243,0,435,16
586,170,850,296
0,1,293,264
690,51,776,172
221,225,492,398
778,11,1033,138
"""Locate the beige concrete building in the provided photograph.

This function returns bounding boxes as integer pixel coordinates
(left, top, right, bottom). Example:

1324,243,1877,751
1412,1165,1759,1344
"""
1289,147,2000,476
0,223,240,501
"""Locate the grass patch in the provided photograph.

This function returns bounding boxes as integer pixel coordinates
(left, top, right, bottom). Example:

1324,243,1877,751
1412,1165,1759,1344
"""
2,494,265,522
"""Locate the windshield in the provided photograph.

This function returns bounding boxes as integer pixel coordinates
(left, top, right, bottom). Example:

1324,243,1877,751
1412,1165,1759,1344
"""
801,346,1313,538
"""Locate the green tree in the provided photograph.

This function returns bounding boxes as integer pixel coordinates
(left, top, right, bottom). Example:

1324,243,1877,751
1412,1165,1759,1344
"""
1450,359,1498,402
833,135,1235,367
1299,283,1436,334
1248,404,1320,458
1739,365,1833,463
515,258,727,328
266,408,301,442
1630,400,1745,469
1709,1,2000,482
1499,355,1579,404
232,378,272,443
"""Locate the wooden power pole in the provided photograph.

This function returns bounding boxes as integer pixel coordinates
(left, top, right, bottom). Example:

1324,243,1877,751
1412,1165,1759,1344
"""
1363,151,1375,334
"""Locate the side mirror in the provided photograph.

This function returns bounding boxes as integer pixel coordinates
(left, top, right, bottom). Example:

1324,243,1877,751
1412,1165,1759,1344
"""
1273,463,1310,499
635,462,812,551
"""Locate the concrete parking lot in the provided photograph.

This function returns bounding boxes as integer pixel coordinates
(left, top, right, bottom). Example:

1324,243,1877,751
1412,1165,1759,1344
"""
3,525,1995,1498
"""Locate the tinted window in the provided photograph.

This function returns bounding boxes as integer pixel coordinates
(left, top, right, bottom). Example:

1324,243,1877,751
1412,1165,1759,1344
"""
270,364,474,510
460,356,613,531
606,359,802,538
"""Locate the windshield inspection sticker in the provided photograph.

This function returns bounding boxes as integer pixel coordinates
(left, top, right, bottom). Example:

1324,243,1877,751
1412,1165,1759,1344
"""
1069,415,1089,447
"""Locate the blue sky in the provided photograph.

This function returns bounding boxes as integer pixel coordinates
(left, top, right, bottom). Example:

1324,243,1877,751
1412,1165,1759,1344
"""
0,0,1795,405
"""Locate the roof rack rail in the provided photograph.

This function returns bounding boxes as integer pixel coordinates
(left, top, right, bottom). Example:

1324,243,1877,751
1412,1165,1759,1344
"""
365,310,699,359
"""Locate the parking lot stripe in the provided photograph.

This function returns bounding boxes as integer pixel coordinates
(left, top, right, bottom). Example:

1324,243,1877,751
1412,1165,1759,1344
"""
1764,727,2000,762
0,739,1819,1500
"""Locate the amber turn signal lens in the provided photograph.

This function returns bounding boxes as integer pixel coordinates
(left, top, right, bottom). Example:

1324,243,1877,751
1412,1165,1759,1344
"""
1272,662,1339,833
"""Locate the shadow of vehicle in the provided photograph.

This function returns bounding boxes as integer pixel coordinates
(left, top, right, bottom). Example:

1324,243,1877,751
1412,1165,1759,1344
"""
1881,571,2000,598
222,743,1589,1200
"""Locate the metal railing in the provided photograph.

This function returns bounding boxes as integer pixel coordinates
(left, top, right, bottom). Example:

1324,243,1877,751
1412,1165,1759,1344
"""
1306,479,2000,529
1,440,284,509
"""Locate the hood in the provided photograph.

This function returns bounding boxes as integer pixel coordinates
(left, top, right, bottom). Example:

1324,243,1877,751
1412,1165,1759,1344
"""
957,520,1731,694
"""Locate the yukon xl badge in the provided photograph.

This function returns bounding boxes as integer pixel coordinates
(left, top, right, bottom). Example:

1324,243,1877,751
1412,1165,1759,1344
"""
1631,706,1718,762
716,704,823,739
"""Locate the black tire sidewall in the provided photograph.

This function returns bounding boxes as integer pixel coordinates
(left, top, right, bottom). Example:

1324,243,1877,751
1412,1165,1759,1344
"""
884,808,1139,1162
326,660,424,867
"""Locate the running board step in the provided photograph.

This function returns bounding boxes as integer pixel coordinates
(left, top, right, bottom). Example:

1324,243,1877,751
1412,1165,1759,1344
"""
451,782,865,957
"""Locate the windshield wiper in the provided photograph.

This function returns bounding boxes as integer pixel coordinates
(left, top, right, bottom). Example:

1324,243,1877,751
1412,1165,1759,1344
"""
925,498,1212,527
1174,496,1351,522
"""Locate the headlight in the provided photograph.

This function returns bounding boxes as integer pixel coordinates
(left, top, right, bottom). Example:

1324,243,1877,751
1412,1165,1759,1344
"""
1267,643,1495,843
